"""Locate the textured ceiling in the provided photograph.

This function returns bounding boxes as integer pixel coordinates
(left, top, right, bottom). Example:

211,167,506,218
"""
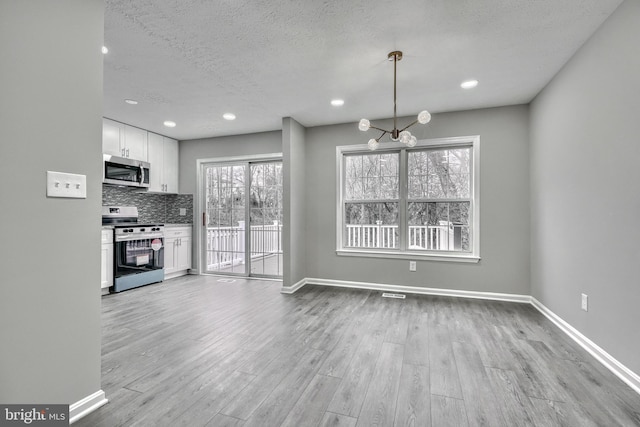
103,0,623,141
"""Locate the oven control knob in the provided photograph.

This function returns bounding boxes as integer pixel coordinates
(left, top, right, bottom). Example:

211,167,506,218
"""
140,228,145,232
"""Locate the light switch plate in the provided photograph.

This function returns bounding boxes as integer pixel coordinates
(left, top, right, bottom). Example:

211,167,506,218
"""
47,171,87,199
409,261,417,272
179,208,186,216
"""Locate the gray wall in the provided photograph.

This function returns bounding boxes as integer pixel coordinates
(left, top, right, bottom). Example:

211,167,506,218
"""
305,105,531,295
530,0,640,375
0,0,103,404
179,130,282,195
282,118,307,287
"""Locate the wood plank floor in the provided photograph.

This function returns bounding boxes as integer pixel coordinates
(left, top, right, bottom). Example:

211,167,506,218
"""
75,275,640,426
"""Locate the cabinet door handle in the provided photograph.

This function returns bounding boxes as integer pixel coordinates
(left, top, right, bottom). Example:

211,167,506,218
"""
126,148,130,158
121,148,125,157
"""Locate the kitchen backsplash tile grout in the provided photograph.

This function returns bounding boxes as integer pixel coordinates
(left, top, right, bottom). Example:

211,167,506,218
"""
103,186,193,224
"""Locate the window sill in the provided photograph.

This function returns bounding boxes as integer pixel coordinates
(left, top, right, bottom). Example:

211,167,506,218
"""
336,249,481,263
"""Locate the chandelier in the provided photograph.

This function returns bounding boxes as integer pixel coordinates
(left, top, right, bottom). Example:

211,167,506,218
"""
358,51,431,150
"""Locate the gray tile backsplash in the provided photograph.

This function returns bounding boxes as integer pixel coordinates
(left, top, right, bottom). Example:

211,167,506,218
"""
103,186,193,224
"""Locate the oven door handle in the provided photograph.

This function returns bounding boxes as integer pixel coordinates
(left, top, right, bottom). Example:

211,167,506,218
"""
115,233,164,242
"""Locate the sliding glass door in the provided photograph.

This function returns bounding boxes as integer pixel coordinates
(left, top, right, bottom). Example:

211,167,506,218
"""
202,159,282,278
249,162,283,276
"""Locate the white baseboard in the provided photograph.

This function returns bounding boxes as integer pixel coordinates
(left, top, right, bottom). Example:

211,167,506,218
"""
280,278,307,294
530,297,640,396
165,269,190,280
290,277,531,303
69,390,108,424
280,277,640,396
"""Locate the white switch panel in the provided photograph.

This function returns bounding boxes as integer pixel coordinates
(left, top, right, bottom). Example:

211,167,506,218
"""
47,171,87,199
581,293,588,311
409,261,417,272
179,208,186,216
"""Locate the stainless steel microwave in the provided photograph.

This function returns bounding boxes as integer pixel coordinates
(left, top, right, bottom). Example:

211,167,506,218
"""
103,154,150,188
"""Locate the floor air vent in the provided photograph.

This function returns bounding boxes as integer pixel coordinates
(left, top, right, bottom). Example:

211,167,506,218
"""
217,278,236,283
382,292,406,299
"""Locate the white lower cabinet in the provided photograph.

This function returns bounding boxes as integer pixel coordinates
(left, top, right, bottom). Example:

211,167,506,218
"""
164,227,192,279
101,229,114,291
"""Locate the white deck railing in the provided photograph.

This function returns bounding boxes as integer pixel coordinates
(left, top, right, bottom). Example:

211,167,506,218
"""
345,222,397,248
206,221,282,270
346,221,462,251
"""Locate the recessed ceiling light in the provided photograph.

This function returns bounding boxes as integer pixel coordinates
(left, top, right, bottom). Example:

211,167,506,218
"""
124,99,138,105
223,113,236,120
101,46,109,54
331,99,345,107
163,121,176,128
461,79,479,89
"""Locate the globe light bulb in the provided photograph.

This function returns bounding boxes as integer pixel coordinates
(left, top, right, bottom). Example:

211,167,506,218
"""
368,138,379,151
359,119,370,131
399,130,412,145
408,135,417,147
417,110,431,124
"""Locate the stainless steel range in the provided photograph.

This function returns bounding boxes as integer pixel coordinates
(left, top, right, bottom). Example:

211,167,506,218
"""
102,206,164,292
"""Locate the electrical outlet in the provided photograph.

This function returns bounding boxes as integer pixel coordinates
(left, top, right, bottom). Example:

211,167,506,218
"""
409,261,417,272
581,293,588,311
179,208,186,216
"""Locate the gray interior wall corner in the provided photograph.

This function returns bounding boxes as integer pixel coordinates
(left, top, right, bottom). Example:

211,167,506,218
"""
0,0,103,404
530,0,640,376
282,118,307,287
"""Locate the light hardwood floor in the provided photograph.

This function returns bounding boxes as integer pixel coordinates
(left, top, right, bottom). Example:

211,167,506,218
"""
75,275,640,426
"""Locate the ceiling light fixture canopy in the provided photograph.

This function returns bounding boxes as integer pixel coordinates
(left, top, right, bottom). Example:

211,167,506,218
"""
359,51,431,151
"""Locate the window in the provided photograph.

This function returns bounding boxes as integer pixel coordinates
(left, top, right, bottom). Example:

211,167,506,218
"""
337,136,480,262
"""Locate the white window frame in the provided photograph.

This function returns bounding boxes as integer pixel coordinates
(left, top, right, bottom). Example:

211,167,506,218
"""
336,135,480,263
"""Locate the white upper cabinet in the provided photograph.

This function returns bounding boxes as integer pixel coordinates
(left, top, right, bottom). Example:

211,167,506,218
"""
102,118,148,162
164,137,179,193
124,125,148,161
147,131,179,193
147,132,164,191
102,118,123,157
